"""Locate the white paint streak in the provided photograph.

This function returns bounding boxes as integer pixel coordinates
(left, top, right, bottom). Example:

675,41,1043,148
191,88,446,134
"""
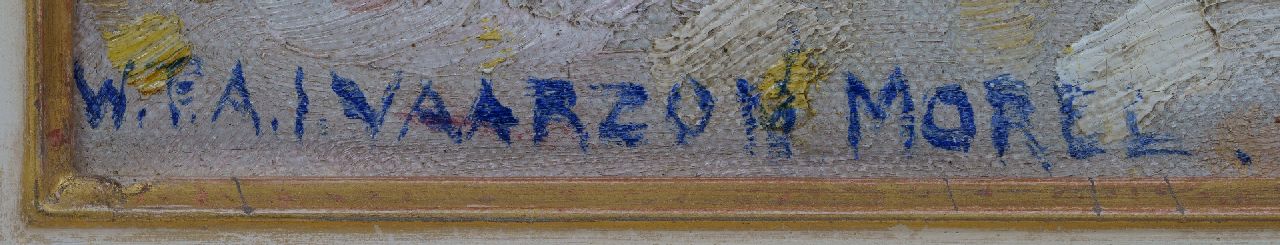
253,0,620,76
505,0,656,27
1055,0,1225,143
650,0,804,87
253,0,469,63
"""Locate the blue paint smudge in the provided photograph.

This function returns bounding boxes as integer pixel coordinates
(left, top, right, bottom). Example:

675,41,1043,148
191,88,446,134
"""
167,78,195,129
174,81,194,100
73,61,130,130
666,77,715,145
168,99,180,127
983,74,1051,172
594,82,649,147
465,79,520,145
880,68,916,153
211,61,261,135
1235,149,1252,166
331,71,402,139
764,105,796,159
136,108,147,128
844,68,914,159
168,57,200,129
758,49,821,159
845,72,883,159
921,84,975,152
735,78,760,155
1052,81,1105,159
293,67,309,141
398,80,463,143
529,78,589,152
1124,110,1191,158
271,118,279,132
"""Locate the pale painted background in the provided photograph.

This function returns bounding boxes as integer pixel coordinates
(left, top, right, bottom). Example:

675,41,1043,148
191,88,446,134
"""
2,0,1280,243
68,0,1280,179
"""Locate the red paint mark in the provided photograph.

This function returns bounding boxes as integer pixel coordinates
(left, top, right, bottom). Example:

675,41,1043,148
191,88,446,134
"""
194,186,208,205
46,128,67,148
332,0,394,12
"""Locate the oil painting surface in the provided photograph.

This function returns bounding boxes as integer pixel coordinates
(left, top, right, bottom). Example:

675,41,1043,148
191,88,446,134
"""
68,0,1280,179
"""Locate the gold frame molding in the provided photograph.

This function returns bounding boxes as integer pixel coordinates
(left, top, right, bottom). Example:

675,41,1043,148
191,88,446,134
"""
22,0,1280,230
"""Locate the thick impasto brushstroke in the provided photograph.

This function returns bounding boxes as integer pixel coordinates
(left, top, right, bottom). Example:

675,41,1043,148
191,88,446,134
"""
102,13,193,96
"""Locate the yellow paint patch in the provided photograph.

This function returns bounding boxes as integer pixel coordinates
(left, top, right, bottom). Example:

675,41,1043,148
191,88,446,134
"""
103,13,193,96
478,48,513,74
475,17,511,73
756,48,828,130
476,16,504,47
477,27,503,42
479,57,507,74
